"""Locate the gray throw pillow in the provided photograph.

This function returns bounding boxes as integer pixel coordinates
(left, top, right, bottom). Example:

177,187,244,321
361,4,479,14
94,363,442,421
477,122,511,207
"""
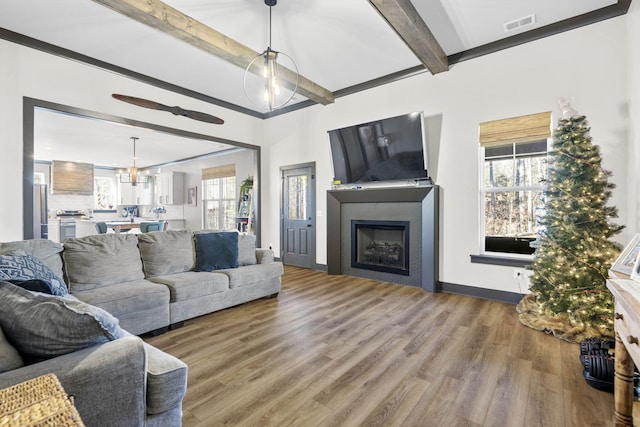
138,230,194,277
0,240,64,279
63,234,144,291
0,250,67,296
0,281,126,359
0,326,23,372
238,234,257,266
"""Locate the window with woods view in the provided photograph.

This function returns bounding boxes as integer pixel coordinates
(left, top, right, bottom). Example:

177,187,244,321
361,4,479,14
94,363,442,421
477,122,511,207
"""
482,140,548,255
203,176,236,230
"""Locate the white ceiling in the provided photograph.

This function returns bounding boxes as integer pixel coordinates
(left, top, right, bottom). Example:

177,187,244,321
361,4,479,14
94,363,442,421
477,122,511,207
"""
0,0,623,167
34,108,236,169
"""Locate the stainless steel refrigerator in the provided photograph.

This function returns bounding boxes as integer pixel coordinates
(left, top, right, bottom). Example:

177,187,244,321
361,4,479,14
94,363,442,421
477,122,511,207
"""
33,184,48,239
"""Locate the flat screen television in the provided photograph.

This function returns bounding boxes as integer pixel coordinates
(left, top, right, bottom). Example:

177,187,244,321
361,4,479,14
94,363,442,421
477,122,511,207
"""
328,111,428,185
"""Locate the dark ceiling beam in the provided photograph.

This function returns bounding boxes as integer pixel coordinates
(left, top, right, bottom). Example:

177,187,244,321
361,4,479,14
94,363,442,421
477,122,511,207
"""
367,0,449,74
90,0,335,106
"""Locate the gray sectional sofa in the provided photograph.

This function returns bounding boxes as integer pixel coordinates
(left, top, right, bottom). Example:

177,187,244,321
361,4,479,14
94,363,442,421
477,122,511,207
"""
62,229,283,335
0,230,283,426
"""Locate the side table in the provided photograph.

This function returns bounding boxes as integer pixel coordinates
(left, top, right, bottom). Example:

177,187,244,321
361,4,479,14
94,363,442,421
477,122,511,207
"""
607,275,640,426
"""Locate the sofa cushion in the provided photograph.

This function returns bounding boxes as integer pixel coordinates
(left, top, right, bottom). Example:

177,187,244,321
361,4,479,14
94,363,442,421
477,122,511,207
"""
0,239,64,279
0,281,126,359
148,271,229,302
0,326,23,372
63,234,144,291
238,234,257,266
70,279,169,320
143,343,188,415
138,230,194,277
218,262,284,289
193,232,238,271
0,250,68,296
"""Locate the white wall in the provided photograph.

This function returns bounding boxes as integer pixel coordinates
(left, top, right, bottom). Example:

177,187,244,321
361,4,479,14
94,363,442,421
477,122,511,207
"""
628,0,640,233
157,149,256,231
260,16,630,294
0,39,264,241
1,14,635,295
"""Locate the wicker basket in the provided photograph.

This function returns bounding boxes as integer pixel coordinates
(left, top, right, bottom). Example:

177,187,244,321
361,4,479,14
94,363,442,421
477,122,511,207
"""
0,374,85,426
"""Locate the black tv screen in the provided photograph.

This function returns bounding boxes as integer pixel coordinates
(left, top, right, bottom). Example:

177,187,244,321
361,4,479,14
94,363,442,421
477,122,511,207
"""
328,112,427,185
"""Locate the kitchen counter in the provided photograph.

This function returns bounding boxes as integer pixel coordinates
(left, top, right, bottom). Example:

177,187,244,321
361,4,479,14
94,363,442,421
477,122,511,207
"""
47,218,187,241
47,219,60,243
78,217,184,223
75,218,185,237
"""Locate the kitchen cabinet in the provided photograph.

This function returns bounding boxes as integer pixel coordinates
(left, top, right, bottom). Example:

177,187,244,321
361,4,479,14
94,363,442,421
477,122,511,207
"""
76,220,99,238
117,174,155,206
156,172,184,205
135,175,155,205
47,219,60,243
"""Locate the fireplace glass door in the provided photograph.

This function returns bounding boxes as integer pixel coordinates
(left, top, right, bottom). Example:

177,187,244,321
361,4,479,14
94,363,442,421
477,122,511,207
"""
351,220,410,275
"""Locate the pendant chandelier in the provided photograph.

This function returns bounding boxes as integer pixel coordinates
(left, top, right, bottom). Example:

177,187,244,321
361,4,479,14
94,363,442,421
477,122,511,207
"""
243,0,299,112
119,136,148,186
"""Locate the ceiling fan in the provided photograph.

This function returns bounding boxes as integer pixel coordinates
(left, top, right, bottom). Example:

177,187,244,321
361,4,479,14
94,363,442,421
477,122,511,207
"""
112,94,224,125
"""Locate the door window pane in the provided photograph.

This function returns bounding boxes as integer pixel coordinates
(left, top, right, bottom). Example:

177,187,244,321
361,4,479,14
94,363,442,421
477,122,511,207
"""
287,175,307,220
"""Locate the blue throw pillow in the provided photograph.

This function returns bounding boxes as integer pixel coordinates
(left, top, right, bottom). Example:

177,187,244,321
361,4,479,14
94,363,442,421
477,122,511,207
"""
194,232,239,271
0,251,67,296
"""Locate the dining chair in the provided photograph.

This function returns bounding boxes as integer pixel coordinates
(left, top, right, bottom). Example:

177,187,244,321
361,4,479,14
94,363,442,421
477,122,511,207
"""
140,221,163,233
95,222,108,234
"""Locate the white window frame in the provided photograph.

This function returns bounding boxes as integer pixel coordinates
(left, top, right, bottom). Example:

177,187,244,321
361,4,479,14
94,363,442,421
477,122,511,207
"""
202,175,236,230
93,175,117,211
479,139,548,258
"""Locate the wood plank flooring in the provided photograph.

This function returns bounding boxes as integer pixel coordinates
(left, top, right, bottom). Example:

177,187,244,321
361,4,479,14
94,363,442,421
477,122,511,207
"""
144,266,615,426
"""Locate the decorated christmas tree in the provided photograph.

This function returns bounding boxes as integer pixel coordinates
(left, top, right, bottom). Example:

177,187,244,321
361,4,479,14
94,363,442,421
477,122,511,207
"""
517,100,623,342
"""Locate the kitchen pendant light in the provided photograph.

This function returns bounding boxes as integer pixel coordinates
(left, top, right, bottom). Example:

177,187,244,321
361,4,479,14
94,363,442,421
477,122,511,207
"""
120,136,148,186
243,0,299,112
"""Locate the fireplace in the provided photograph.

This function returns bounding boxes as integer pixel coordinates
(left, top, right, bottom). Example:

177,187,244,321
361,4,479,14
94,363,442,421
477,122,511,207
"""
327,186,439,292
351,220,410,275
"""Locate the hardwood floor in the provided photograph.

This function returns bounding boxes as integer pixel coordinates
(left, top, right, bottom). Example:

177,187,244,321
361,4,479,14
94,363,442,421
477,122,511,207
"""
145,266,615,426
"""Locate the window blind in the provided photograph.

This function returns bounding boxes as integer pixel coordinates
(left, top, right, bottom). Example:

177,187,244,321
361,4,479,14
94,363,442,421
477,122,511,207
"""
479,112,552,148
202,164,235,180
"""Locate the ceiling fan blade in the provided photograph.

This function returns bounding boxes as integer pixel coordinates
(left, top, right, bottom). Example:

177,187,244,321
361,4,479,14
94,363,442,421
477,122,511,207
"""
112,94,224,125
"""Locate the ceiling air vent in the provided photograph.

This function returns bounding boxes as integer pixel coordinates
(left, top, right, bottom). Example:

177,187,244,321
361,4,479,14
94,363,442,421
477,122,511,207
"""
503,13,536,32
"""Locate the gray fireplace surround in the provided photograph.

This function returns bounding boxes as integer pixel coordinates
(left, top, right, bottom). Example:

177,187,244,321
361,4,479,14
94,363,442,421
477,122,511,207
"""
327,185,439,292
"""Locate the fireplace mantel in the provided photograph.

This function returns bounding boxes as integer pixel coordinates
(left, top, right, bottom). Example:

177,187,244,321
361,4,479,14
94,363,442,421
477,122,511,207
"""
327,185,439,292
